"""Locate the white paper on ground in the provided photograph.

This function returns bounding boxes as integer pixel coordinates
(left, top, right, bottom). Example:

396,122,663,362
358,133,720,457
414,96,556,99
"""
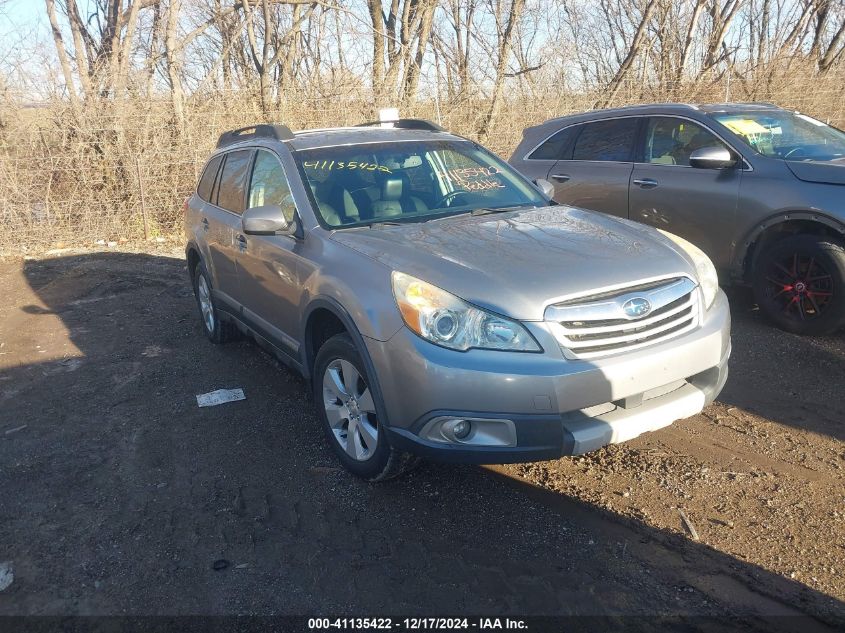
196,388,246,407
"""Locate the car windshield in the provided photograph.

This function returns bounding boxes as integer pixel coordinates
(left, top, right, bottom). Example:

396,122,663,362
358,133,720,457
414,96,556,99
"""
295,139,547,228
709,110,845,161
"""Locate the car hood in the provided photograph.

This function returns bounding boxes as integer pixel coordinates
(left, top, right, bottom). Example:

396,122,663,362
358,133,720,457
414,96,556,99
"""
331,206,699,321
785,159,845,185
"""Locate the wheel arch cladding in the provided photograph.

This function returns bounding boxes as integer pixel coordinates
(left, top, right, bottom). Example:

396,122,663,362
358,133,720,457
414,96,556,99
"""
738,213,845,280
302,298,392,427
185,243,201,282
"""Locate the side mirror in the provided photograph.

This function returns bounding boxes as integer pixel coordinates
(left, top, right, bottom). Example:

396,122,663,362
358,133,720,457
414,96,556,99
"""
534,178,555,199
242,204,294,236
689,146,737,169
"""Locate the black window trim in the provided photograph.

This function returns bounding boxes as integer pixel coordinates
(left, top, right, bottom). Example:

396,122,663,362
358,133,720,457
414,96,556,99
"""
635,114,753,171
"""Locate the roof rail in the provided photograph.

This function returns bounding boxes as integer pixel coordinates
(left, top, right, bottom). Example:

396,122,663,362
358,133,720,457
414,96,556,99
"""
356,118,445,132
216,123,294,149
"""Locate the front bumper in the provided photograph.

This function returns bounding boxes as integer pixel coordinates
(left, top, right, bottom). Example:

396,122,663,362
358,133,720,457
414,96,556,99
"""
366,290,731,464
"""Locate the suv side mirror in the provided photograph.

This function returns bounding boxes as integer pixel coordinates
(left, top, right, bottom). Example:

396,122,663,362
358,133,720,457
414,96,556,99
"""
689,146,737,169
534,178,555,199
242,204,294,236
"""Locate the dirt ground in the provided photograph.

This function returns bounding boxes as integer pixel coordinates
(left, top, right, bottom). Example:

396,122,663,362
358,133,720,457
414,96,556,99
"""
0,248,843,630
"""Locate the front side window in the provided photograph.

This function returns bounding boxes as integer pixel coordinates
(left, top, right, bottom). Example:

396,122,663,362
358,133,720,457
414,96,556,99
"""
296,140,546,228
197,155,222,202
571,118,638,162
248,150,296,222
644,117,727,166
709,110,845,161
216,150,253,213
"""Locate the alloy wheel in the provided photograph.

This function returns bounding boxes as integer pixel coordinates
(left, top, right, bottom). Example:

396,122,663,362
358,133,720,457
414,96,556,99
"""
197,274,215,333
322,359,379,461
764,252,833,322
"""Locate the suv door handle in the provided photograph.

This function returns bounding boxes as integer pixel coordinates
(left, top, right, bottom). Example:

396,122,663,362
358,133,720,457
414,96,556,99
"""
551,173,570,183
201,217,210,231
633,178,658,189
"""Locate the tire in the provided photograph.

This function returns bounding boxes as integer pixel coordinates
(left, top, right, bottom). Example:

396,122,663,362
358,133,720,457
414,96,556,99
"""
192,261,237,344
752,234,845,335
313,333,419,481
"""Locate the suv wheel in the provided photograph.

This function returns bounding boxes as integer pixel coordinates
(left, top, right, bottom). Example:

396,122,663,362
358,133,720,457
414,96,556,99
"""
313,333,418,481
753,235,845,335
193,262,237,343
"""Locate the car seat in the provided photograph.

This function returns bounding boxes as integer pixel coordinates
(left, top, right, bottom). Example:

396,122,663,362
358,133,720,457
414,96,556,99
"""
370,174,427,219
314,176,361,225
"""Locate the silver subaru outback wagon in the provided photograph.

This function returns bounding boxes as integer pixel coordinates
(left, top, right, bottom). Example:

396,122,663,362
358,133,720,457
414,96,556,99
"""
185,119,731,481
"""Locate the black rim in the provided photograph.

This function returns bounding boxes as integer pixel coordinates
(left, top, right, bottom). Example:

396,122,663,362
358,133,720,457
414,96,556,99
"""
764,252,833,322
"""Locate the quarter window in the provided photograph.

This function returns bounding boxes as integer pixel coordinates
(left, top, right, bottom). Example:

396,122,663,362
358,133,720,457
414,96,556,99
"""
572,118,638,162
216,150,253,213
528,126,577,160
196,155,222,202
248,150,296,222
645,117,726,166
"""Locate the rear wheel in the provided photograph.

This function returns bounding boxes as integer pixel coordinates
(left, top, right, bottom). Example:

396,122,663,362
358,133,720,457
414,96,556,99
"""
752,235,845,335
192,262,237,343
313,333,418,481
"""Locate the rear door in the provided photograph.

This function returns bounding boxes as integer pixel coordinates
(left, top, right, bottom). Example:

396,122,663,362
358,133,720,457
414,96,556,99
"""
547,117,639,218
206,149,254,310
629,116,741,269
235,149,303,355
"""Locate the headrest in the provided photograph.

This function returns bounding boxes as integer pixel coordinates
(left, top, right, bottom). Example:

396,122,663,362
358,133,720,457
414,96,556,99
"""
381,177,403,201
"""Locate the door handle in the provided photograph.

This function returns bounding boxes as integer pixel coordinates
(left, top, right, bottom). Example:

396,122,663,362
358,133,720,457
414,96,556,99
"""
551,173,571,183
201,218,210,231
633,178,658,189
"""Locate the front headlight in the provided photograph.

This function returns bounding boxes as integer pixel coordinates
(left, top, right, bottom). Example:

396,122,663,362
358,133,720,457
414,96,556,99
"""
391,272,541,352
658,230,719,310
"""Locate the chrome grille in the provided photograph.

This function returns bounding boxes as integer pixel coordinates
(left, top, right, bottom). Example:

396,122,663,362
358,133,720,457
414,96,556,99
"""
545,277,700,360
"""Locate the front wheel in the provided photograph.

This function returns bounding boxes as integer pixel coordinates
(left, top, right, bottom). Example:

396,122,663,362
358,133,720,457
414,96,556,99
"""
313,333,418,481
752,235,845,335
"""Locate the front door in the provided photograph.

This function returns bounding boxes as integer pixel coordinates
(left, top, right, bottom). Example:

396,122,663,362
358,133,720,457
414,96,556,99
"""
629,116,741,270
547,117,639,218
235,149,303,355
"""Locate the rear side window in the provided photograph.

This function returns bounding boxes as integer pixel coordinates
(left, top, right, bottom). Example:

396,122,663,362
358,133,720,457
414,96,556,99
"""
528,126,578,160
196,155,222,202
572,118,638,162
216,150,253,213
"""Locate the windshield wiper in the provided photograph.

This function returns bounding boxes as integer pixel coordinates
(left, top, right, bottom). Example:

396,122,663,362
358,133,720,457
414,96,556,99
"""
470,205,527,216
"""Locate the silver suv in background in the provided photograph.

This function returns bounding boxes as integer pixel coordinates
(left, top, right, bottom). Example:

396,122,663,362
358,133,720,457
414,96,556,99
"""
185,119,730,480
510,103,845,335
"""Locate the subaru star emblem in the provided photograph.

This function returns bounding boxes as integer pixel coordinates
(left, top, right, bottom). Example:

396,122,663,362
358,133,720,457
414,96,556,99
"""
623,297,652,318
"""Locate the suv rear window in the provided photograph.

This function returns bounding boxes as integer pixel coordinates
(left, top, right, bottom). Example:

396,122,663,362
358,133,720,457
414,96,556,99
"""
572,118,638,162
216,150,253,213
528,126,577,160
197,155,222,202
